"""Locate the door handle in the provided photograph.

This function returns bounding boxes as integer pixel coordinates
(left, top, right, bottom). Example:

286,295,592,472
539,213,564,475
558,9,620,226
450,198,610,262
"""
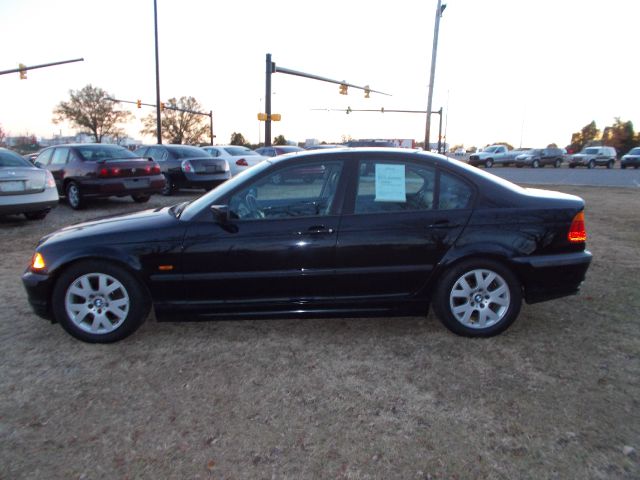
297,226,335,235
428,219,459,228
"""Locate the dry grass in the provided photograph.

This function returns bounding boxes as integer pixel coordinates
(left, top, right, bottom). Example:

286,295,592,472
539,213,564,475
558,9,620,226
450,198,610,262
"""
0,186,638,479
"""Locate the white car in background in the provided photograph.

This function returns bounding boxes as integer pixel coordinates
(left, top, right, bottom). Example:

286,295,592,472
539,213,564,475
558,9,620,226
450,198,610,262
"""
202,145,268,176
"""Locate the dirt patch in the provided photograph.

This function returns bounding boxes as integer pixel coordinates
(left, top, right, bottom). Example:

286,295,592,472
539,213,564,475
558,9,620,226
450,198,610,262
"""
1,186,638,479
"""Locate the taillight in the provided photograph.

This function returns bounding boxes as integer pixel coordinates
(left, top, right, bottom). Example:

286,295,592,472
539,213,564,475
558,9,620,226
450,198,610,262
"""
181,160,192,172
144,165,161,175
568,211,587,243
236,158,248,167
44,170,56,188
98,167,121,177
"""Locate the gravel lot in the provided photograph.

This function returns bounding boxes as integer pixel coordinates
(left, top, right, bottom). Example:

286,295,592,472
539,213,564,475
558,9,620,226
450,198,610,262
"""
1,186,639,479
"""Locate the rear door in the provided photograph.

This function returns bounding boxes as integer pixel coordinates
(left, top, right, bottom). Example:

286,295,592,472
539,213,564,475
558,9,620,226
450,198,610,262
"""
334,155,474,300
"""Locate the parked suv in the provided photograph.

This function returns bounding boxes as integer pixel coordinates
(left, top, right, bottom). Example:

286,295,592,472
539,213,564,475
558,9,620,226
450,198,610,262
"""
568,146,616,169
135,145,231,195
515,147,565,168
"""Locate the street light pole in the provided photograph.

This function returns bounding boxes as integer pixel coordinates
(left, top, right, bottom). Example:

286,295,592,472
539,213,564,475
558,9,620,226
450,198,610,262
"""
424,0,445,151
153,0,162,144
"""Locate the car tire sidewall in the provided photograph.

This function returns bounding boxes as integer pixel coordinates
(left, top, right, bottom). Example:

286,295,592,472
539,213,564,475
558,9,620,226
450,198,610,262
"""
66,181,83,210
433,259,522,337
161,173,174,196
52,261,150,343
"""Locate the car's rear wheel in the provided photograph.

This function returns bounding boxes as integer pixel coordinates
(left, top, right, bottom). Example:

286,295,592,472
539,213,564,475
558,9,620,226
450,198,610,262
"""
52,260,150,343
24,209,50,220
161,173,174,196
485,159,494,168
66,181,84,210
532,159,540,168
132,193,150,203
433,259,522,337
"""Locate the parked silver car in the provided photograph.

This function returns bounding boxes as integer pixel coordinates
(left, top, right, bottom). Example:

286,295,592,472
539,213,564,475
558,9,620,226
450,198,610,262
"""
0,147,59,220
568,146,616,169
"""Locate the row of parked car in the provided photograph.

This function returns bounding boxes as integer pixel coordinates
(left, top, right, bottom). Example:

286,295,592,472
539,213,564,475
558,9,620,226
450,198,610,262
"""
0,142,311,221
467,144,640,169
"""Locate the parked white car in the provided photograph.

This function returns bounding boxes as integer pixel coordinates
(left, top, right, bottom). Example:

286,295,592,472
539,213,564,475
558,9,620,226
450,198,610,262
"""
202,146,268,176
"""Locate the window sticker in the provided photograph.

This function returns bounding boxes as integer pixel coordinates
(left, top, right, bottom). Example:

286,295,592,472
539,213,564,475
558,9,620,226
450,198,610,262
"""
375,163,406,202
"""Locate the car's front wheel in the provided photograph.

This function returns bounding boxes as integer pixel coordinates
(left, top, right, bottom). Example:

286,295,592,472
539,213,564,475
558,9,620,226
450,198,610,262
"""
52,261,150,343
554,159,561,168
433,259,522,337
532,159,540,168
484,159,494,168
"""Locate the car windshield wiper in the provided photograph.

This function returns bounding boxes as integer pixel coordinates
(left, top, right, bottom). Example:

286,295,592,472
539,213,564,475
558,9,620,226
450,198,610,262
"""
169,201,190,218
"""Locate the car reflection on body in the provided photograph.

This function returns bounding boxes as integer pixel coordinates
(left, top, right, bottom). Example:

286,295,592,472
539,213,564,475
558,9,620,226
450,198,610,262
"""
22,148,592,343
0,147,59,220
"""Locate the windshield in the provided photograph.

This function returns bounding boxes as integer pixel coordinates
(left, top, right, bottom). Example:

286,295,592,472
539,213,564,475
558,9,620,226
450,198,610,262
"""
166,146,209,158
224,147,259,156
628,148,640,155
179,160,273,220
77,145,137,161
483,146,499,153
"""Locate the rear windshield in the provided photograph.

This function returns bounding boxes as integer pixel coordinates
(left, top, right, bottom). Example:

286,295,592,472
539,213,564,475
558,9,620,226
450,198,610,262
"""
224,147,260,156
77,145,137,161
166,146,209,158
0,150,32,167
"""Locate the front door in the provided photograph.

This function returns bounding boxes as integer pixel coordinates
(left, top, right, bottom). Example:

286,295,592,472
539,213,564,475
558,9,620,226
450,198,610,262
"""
180,159,346,313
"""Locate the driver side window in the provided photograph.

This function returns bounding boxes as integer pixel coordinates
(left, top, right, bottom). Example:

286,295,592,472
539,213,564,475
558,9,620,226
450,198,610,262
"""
228,161,343,220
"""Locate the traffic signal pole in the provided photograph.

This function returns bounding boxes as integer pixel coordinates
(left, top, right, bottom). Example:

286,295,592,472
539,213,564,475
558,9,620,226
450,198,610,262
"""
265,54,273,147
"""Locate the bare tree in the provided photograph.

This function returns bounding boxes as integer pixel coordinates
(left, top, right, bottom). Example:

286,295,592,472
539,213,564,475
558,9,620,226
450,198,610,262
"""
141,96,209,144
53,85,131,143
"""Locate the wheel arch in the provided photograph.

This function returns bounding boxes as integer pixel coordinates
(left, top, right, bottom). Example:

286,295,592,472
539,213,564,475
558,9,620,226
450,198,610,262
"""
42,249,151,320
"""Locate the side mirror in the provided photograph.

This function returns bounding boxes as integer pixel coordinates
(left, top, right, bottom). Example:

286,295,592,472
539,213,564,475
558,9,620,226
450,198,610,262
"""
210,204,230,224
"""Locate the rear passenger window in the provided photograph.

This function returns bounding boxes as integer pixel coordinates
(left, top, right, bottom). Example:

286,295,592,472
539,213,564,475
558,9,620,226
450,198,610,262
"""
439,172,473,210
355,160,435,213
50,148,70,165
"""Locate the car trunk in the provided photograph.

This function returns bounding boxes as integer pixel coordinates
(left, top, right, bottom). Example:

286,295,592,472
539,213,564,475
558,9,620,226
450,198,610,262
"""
0,167,46,195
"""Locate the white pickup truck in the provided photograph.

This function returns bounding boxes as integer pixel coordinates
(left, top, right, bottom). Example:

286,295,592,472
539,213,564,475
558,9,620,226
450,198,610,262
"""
468,145,523,168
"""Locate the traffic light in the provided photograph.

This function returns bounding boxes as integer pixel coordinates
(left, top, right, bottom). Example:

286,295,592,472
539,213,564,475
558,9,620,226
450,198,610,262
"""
19,63,27,80
136,99,142,108
160,102,165,111
339,83,348,95
364,85,370,98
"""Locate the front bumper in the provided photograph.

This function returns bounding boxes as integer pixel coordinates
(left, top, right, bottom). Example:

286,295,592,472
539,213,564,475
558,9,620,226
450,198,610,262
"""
511,251,592,303
22,269,55,321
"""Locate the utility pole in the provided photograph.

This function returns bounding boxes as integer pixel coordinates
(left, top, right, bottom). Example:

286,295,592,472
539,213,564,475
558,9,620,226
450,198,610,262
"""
424,0,446,151
265,54,273,147
153,0,162,144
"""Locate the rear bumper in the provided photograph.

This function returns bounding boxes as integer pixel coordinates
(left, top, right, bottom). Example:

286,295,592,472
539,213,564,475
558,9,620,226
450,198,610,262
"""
511,251,592,303
76,175,165,197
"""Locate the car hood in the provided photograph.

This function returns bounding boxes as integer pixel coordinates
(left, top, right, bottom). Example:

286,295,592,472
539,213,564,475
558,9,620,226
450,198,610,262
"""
39,206,182,247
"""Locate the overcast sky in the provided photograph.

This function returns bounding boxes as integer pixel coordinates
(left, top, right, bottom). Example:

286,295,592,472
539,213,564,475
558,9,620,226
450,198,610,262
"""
2,0,638,149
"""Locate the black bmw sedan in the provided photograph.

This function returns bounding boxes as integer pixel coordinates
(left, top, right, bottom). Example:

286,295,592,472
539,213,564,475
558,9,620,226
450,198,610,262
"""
22,148,592,343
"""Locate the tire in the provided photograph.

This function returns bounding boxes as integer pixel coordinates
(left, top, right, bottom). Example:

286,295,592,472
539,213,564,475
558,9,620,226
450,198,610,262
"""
24,209,49,220
161,173,174,196
532,159,540,168
52,260,150,343
433,259,522,337
554,159,561,168
606,160,614,169
66,181,84,210
587,160,595,169
485,159,494,168
132,193,150,203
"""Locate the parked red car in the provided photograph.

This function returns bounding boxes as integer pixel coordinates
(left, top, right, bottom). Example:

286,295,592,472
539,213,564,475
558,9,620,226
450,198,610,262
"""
34,144,165,209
